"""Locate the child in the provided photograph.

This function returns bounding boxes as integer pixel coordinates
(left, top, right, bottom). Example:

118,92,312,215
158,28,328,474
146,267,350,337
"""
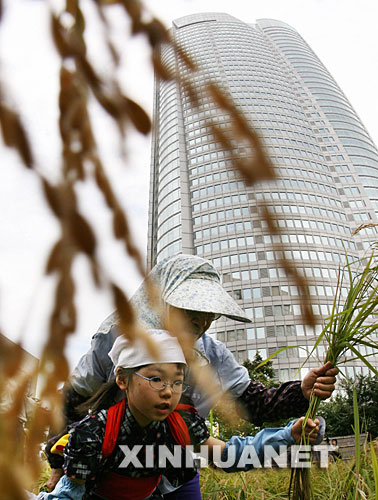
35,330,322,499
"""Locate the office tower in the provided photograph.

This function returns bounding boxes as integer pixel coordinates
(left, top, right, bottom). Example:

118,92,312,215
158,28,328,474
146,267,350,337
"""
148,13,378,380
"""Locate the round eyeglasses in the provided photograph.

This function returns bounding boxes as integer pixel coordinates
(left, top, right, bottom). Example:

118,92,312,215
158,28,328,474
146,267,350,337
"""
134,372,188,394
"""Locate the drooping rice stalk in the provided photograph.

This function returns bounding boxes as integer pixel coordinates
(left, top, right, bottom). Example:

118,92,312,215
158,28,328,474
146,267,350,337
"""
290,252,378,500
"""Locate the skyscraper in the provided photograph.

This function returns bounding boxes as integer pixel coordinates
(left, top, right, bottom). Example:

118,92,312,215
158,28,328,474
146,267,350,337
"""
148,13,378,380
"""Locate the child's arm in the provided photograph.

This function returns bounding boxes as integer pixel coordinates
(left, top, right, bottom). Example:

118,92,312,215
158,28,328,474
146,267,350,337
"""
63,415,104,483
202,417,323,472
35,475,85,500
36,431,93,499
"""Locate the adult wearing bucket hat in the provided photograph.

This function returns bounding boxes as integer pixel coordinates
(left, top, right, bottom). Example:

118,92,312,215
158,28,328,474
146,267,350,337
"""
46,254,337,497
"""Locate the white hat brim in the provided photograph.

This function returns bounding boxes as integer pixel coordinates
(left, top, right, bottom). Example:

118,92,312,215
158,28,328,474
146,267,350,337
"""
166,279,252,323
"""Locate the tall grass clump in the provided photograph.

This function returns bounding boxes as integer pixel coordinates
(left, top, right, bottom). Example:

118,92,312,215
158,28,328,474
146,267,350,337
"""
200,440,378,500
199,389,378,500
290,252,378,500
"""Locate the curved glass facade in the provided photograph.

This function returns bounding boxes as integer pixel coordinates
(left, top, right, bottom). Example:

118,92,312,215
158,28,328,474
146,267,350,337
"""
148,14,378,380
260,19,378,218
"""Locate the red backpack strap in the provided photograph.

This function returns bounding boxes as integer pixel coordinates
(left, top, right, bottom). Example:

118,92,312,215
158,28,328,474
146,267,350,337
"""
176,403,198,414
167,404,197,447
102,399,126,458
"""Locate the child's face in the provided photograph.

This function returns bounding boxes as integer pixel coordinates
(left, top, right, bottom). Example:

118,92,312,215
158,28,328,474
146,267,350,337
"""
121,363,184,427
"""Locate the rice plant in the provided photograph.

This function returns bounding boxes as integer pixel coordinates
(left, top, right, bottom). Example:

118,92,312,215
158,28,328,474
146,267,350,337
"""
290,252,378,500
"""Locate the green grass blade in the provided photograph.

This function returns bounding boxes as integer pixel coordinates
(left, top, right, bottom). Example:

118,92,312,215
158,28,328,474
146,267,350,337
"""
370,440,378,500
354,338,378,350
345,344,378,377
353,388,361,477
255,345,297,368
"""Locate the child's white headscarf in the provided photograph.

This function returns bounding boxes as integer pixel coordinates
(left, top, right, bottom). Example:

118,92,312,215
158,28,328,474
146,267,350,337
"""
108,329,187,371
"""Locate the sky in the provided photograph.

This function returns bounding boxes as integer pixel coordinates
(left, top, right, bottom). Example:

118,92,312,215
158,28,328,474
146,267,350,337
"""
1,0,377,368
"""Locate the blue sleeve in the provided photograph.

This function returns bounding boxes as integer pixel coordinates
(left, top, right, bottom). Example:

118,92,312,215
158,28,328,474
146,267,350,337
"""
187,336,250,417
36,475,85,500
220,417,326,472
203,335,309,425
69,328,119,397
220,420,296,472
202,335,250,396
